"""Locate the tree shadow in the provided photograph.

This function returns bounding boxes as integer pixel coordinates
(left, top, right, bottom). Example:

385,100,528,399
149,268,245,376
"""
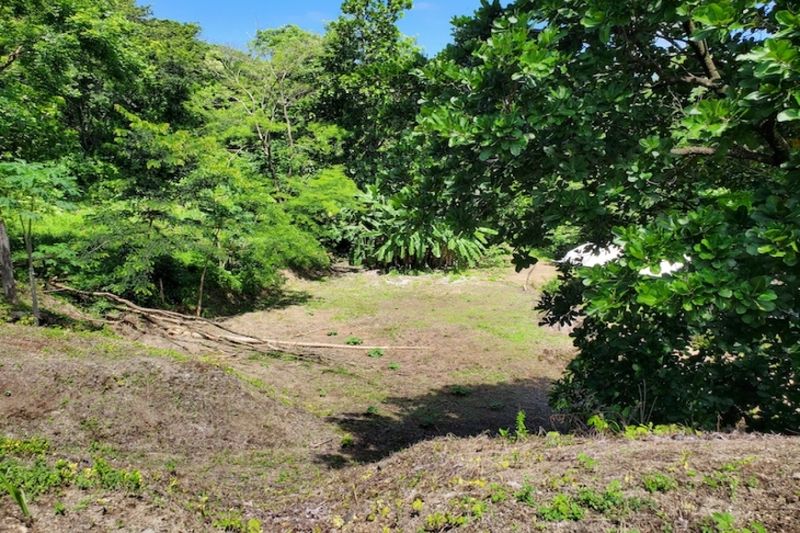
251,287,314,311
318,377,558,467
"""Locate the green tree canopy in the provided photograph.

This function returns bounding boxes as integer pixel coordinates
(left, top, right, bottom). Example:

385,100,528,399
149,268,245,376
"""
417,0,799,430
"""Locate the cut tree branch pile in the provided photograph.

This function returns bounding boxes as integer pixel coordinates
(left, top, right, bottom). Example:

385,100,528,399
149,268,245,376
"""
47,282,423,360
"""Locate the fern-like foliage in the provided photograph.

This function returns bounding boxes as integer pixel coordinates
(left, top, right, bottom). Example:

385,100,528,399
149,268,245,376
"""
339,185,495,270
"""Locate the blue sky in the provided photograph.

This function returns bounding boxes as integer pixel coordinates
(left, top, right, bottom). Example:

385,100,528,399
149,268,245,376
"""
136,1,487,56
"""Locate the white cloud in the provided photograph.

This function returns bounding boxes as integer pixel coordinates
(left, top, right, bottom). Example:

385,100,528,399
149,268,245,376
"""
305,10,329,24
413,2,437,11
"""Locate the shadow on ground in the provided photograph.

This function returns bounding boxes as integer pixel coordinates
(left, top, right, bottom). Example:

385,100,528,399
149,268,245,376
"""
319,378,555,467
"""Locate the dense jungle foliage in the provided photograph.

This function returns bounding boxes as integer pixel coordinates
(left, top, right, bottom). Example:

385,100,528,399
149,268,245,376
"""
1,0,798,431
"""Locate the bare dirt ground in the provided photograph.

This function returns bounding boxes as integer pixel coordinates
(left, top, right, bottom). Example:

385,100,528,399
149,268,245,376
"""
2,264,799,532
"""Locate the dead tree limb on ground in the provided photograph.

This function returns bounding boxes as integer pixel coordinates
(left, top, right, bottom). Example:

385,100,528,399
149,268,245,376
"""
47,282,423,359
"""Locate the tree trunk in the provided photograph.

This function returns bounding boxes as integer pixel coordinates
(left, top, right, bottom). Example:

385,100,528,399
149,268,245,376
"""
282,99,294,148
196,263,208,318
0,219,17,305
22,218,39,325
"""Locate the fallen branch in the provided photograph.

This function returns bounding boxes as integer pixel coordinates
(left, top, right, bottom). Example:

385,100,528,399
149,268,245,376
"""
670,145,774,164
47,282,423,356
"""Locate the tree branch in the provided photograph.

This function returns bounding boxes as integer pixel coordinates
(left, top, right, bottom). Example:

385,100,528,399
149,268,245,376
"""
49,282,424,357
757,117,791,166
670,145,775,164
0,45,23,73
683,21,722,82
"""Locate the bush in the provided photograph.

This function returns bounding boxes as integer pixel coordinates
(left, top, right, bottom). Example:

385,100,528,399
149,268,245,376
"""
337,185,495,270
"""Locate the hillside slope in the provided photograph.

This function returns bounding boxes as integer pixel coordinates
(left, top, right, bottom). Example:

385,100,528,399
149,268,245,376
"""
280,434,800,532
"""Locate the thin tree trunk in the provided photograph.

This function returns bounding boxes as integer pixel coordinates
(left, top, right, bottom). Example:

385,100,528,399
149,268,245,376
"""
0,218,17,305
196,263,208,318
282,98,294,148
22,218,39,325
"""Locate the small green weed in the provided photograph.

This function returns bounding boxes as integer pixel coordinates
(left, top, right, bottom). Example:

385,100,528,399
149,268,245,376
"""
642,472,678,493
576,453,597,471
488,482,508,503
702,470,740,498
515,410,529,440
622,423,694,440
514,480,536,506
0,458,74,499
345,336,363,346
537,494,585,522
367,348,384,358
213,511,263,533
423,511,467,531
545,431,573,447
587,414,611,432
0,472,31,519
388,362,400,370
700,512,766,533
499,410,530,441
576,481,625,513
0,437,49,457
0,436,142,520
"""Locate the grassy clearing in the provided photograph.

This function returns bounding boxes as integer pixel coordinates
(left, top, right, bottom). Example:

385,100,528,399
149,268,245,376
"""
2,266,799,531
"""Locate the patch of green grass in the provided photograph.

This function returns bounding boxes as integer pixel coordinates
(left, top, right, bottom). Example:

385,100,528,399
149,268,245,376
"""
0,435,143,515
367,348,384,358
75,458,142,492
387,362,400,370
0,458,74,499
451,367,509,384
